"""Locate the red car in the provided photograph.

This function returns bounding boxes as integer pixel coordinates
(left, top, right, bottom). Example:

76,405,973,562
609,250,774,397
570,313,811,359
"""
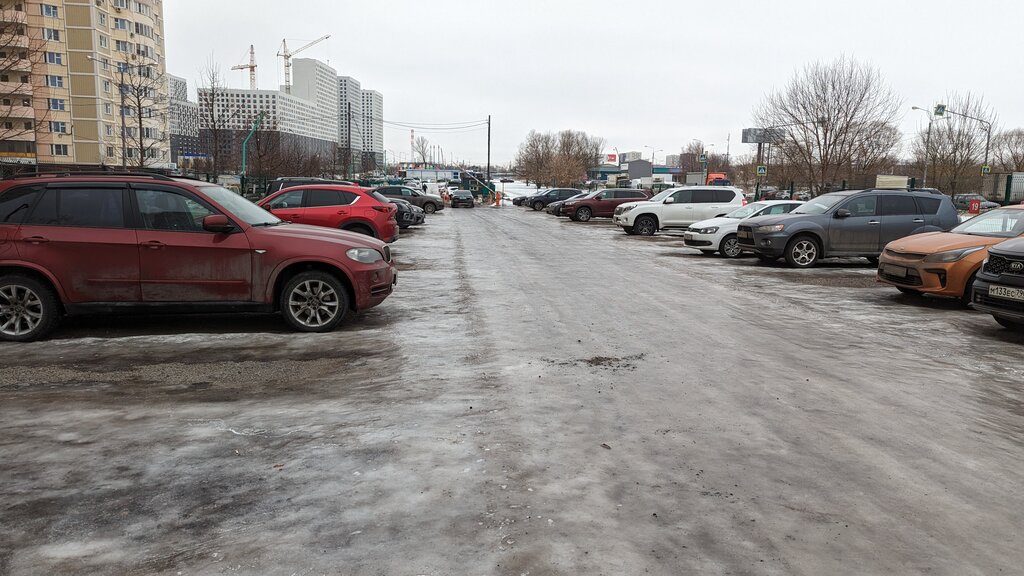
0,173,397,341
257,185,399,243
561,188,652,222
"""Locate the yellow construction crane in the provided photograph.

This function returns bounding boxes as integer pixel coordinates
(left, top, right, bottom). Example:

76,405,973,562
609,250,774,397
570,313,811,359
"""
232,45,257,90
278,35,330,94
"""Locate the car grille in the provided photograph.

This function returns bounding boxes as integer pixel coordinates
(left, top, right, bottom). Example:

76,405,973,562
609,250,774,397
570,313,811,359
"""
879,269,923,286
737,225,755,245
977,293,1024,314
884,249,926,261
984,254,1024,276
382,246,392,262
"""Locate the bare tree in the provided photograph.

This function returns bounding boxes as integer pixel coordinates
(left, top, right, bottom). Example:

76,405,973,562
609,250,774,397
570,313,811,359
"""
116,58,168,168
197,61,239,177
515,130,603,187
754,57,902,194
993,128,1024,172
0,8,49,176
912,92,997,194
413,136,430,163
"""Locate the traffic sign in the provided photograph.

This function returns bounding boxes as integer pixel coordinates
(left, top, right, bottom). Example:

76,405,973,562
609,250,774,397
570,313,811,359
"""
756,165,767,176
934,104,946,117
698,153,707,163
981,165,991,175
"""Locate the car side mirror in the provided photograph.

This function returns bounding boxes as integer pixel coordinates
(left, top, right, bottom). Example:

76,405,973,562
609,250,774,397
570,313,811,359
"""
834,209,851,219
203,214,234,233
664,197,675,204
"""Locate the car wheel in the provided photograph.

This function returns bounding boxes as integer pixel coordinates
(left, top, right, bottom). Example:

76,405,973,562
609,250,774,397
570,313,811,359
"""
622,226,636,235
785,236,820,268
719,234,742,258
533,201,544,211
280,271,349,333
344,224,375,237
634,215,657,236
576,207,592,222
423,203,437,214
994,316,1024,330
0,275,61,342
960,271,978,307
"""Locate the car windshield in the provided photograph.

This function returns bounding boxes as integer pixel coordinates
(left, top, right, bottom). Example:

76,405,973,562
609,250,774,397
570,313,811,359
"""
952,208,1024,238
792,194,846,214
647,188,679,203
726,202,768,219
565,193,587,201
197,184,282,226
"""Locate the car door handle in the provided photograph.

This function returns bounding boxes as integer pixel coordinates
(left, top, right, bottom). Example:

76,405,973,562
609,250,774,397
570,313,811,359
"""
868,221,880,225
336,210,349,215
913,218,925,223
286,214,302,219
140,240,165,249
22,236,49,244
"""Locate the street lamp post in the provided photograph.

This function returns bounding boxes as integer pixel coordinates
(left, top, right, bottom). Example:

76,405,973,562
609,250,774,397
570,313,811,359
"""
911,106,935,187
942,106,993,169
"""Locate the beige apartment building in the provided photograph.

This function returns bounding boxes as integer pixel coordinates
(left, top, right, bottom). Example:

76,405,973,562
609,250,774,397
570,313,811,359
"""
0,0,169,171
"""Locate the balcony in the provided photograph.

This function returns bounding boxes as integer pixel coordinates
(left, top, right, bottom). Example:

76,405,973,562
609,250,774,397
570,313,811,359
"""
0,9,28,25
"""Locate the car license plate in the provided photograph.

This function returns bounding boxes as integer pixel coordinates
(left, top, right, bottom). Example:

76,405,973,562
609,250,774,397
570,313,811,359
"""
738,231,751,239
882,264,907,278
683,233,694,240
990,285,1024,302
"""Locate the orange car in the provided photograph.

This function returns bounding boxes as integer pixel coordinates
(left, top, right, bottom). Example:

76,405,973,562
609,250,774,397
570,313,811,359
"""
878,205,1024,305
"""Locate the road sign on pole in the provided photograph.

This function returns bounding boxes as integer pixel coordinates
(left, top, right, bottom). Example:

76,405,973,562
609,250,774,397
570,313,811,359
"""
698,153,707,163
981,165,991,175
756,165,767,176
934,104,946,117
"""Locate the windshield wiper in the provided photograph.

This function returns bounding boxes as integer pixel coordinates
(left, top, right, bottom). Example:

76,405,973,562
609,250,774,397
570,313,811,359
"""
250,221,284,227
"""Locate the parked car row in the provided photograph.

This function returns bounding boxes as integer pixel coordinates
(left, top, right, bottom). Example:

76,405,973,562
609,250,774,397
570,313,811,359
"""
522,184,1024,331
0,173,406,341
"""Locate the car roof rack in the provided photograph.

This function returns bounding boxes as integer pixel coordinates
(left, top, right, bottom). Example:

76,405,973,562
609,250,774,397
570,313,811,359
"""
6,171,174,181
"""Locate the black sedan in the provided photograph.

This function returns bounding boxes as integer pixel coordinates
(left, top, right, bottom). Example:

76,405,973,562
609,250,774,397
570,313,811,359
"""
451,191,475,208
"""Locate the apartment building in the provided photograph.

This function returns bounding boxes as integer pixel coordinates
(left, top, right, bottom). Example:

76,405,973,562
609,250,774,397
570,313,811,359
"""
361,88,382,170
336,75,361,174
0,0,170,171
167,72,198,166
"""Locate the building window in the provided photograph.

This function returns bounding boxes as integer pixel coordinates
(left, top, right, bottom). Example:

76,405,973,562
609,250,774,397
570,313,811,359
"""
103,80,111,92
113,18,129,30
41,4,58,17
49,121,67,133
21,98,30,106
112,0,127,8
2,122,11,129
104,103,113,115
115,39,131,52
24,121,32,130
105,124,113,136
98,12,106,25
46,75,63,88
45,51,62,65
19,74,28,83
43,28,60,42
51,144,69,156
106,146,115,157
99,34,109,49
48,98,65,111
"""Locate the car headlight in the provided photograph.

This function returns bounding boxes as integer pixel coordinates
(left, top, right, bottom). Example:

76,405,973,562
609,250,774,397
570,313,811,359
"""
346,248,384,263
923,246,987,263
756,224,785,233
698,226,719,234
620,205,635,213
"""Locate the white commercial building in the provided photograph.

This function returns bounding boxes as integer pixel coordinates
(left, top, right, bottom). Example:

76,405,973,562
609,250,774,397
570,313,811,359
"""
337,76,363,172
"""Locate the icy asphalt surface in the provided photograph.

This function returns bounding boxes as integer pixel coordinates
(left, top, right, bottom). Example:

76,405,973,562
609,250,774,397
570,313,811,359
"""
2,200,1023,575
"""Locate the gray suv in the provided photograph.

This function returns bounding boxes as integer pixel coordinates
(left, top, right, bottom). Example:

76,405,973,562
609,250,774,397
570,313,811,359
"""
738,189,958,268
376,186,445,214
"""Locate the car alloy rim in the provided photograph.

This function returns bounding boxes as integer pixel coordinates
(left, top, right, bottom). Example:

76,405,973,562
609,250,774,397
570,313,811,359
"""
0,284,43,336
424,204,435,213
793,240,816,265
637,218,654,235
724,238,740,257
288,280,340,328
579,208,591,221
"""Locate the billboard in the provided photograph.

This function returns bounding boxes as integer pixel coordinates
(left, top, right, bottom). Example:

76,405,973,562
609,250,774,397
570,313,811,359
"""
606,153,617,164
742,128,786,144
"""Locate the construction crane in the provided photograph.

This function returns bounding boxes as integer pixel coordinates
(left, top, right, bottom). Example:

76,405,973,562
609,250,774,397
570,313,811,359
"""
231,45,257,90
278,35,330,94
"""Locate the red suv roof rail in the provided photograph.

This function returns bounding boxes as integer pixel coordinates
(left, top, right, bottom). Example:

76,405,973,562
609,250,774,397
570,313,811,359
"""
4,171,174,181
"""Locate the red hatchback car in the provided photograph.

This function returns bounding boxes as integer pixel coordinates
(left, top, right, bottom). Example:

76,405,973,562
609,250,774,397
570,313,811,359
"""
257,185,399,243
0,173,397,341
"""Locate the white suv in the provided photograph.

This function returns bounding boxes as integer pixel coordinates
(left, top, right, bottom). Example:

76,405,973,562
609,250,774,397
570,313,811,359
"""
684,200,804,257
613,186,746,236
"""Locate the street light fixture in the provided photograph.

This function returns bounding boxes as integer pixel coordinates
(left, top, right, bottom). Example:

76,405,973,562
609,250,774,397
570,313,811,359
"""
911,106,935,187
940,106,994,169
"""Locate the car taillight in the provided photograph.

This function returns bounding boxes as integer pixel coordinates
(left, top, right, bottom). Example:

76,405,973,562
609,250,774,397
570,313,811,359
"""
372,205,394,213
742,198,748,206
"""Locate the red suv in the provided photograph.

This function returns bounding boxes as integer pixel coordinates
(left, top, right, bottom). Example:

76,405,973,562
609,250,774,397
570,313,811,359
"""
562,188,652,222
257,185,399,242
0,173,397,341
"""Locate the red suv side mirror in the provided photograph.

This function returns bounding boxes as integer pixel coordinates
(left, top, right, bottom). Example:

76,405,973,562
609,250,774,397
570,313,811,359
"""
202,214,234,233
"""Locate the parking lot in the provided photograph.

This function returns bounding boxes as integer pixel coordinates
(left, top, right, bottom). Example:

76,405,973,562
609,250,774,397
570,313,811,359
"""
3,204,1024,575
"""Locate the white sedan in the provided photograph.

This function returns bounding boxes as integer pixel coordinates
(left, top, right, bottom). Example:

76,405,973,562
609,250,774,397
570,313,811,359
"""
684,200,804,257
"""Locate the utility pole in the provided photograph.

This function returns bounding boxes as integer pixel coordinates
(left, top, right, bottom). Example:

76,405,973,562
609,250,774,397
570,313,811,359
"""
486,114,491,182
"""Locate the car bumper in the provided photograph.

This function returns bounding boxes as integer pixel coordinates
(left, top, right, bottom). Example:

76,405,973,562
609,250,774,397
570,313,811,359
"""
383,222,399,243
353,263,397,310
971,274,1024,321
876,255,968,297
739,231,789,256
612,213,634,227
683,231,724,248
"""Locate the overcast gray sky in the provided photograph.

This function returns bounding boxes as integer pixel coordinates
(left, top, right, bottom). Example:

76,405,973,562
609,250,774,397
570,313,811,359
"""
165,0,1024,166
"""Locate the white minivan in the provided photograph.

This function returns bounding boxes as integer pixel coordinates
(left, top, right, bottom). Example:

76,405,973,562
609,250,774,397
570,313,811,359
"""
612,186,745,236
